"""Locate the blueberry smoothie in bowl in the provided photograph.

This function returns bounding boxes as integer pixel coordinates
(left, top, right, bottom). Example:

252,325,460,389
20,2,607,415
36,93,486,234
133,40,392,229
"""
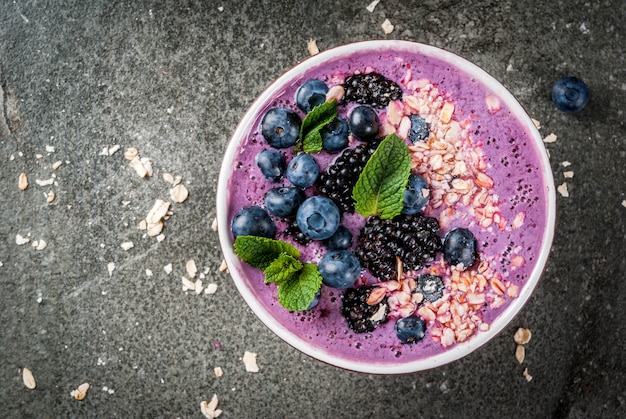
217,41,555,374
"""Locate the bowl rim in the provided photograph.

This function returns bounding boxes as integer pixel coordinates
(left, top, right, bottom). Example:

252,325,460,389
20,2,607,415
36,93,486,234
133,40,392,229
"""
216,40,556,374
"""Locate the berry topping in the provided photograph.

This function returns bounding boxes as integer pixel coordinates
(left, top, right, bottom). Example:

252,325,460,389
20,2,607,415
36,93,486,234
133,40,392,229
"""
307,289,321,310
408,115,429,142
402,173,430,215
342,72,402,108
261,108,301,148
443,227,477,270
355,213,442,280
296,79,329,113
321,117,350,152
414,274,445,303
296,196,341,240
349,105,380,141
318,250,361,289
341,286,388,333
286,153,319,189
231,206,276,239
282,218,312,245
255,149,286,181
395,316,426,344
317,138,381,213
264,187,305,218
322,225,353,250
551,76,589,113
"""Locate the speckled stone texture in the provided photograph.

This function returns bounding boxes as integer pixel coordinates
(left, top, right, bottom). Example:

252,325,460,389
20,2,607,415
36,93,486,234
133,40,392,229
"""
0,1,624,417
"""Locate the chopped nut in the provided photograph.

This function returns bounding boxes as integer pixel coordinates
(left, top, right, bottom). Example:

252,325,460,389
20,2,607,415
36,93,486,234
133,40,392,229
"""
108,144,121,155
162,172,175,184
70,383,90,400
36,240,47,251
543,133,557,143
107,262,115,276
22,367,36,389
170,184,189,203
243,351,259,372
218,259,229,273
366,0,380,12
35,178,54,186
18,173,28,190
156,233,165,242
164,263,173,274
307,38,319,56
557,182,569,197
186,259,197,278
124,147,138,160
45,145,55,153
129,156,148,177
52,161,63,170
485,94,501,113
205,283,218,295
16,234,30,245
46,190,55,203
200,394,222,418
381,18,394,34
514,327,532,345
145,269,153,277
563,171,574,178
523,368,533,382
515,344,525,364
561,161,572,167
182,276,196,291
120,241,134,251
214,367,224,378
137,219,147,230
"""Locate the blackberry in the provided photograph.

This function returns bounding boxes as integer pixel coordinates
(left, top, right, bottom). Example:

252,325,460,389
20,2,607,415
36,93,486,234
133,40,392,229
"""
341,286,388,333
342,72,403,109
317,138,381,213
282,217,311,245
355,214,442,280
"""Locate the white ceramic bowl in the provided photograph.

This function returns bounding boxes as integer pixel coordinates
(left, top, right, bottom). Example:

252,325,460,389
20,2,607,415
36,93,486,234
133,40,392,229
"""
217,40,555,374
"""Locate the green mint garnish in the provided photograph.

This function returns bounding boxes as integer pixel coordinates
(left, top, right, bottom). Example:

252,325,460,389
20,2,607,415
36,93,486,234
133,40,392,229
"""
233,236,321,312
352,133,411,219
296,99,338,153
264,253,303,284
277,263,322,312
234,236,300,270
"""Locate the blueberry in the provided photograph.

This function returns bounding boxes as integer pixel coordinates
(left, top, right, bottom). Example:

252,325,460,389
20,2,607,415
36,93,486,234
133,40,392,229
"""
443,227,477,269
296,196,340,240
306,289,321,310
402,173,430,215
261,108,301,148
321,117,349,152
395,316,426,344
319,250,361,289
264,187,305,218
408,115,429,142
414,274,445,302
231,206,276,239
349,105,380,141
296,79,329,113
322,225,353,250
552,77,589,113
286,153,319,188
255,149,286,181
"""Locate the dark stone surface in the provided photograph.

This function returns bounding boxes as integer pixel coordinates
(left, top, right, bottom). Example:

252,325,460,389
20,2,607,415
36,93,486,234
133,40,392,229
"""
0,1,624,417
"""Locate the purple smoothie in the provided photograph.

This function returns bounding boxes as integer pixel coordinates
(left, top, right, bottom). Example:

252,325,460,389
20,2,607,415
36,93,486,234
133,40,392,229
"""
220,42,553,371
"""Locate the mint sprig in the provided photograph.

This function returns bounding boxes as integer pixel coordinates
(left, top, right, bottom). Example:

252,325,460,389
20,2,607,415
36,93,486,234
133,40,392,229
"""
352,134,411,219
296,99,338,153
233,236,322,312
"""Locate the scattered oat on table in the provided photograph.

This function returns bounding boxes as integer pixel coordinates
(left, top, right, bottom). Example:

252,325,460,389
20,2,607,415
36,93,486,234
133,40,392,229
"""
18,172,28,190
243,351,259,372
145,269,153,277
531,118,541,129
164,263,173,274
124,147,138,160
563,171,574,178
52,160,63,170
186,259,197,278
120,241,134,251
156,233,165,242
162,172,175,184
557,182,569,197
22,368,36,389
46,190,55,203
214,366,223,378
170,184,189,203
16,234,30,245
381,18,394,34
35,178,54,186
366,0,380,12
218,259,229,273
561,161,572,167
205,283,218,295
543,133,557,143
622,200,626,209
211,217,218,232
523,368,533,382
45,145,55,153
515,344,525,364
33,240,47,251
307,38,319,56
200,394,222,418
107,262,115,276
514,327,532,345
70,383,90,400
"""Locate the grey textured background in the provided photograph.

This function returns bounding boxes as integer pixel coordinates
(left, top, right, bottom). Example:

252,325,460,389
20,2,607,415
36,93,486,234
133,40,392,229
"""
1,1,624,417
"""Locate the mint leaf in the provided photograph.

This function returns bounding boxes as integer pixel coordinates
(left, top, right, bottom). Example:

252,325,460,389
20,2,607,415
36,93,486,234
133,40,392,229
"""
234,236,300,270
352,134,411,219
296,99,338,153
264,253,303,284
277,263,322,312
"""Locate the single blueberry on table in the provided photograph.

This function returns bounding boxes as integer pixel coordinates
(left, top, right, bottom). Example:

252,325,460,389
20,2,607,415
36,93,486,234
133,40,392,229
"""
255,149,286,181
349,105,380,141
296,196,340,240
264,187,305,218
395,316,426,344
323,225,353,250
402,173,430,215
286,153,319,189
261,108,301,148
551,76,589,113
231,206,276,239
321,117,350,152
443,227,477,270
319,250,361,289
408,114,429,142
296,79,329,113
